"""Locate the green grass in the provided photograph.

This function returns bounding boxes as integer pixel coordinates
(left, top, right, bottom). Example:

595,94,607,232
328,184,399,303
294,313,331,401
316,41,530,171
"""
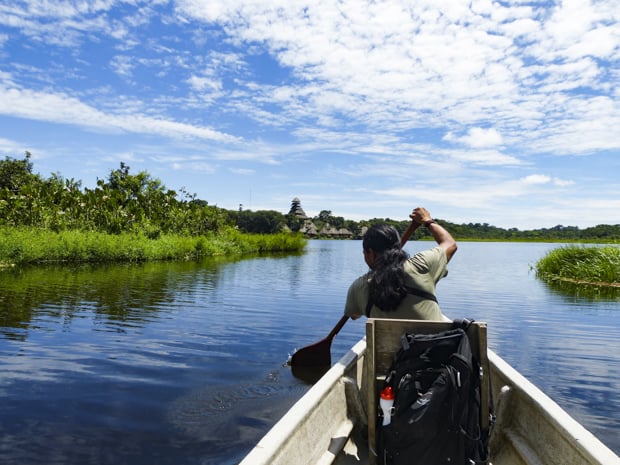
535,245,620,286
0,227,306,265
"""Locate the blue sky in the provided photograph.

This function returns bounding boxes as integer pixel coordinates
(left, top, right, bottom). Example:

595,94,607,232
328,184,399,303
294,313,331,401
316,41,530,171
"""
0,0,618,230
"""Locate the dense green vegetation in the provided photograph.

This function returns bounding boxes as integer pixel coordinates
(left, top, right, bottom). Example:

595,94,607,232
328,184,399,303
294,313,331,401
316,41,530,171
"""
0,153,304,265
0,153,229,236
0,228,304,265
1,152,619,266
536,245,620,287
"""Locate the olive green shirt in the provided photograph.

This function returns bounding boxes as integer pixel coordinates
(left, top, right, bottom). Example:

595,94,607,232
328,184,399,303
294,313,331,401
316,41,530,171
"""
344,246,448,320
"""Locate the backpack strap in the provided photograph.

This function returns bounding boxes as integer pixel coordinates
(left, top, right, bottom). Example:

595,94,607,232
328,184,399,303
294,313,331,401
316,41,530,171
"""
365,298,374,317
365,285,438,317
452,318,474,330
403,285,438,303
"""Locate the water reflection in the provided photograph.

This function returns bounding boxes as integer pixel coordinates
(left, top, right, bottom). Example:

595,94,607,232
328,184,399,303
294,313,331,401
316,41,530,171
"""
539,277,620,302
1,261,206,338
0,254,293,340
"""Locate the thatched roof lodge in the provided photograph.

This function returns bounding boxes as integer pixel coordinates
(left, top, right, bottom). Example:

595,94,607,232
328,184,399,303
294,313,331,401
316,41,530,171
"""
289,197,353,239
319,224,353,238
299,220,319,237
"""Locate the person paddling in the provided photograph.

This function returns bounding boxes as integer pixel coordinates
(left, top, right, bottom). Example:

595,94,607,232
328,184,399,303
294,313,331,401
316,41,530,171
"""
344,207,457,321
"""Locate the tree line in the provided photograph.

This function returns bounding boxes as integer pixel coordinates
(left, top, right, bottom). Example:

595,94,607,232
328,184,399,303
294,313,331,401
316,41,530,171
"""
1,153,619,242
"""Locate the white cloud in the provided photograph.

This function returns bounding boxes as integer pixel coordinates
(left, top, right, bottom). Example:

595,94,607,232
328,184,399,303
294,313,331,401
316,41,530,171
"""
110,55,135,79
101,150,142,164
444,127,504,148
172,161,217,173
230,167,255,175
500,18,540,38
0,0,174,49
522,174,551,185
521,174,574,187
565,25,618,60
0,83,238,143
553,178,575,187
0,137,30,154
530,96,620,154
447,149,520,166
187,75,222,92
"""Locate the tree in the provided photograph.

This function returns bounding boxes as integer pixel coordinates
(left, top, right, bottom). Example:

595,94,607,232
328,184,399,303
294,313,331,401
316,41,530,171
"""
318,210,332,222
0,151,35,192
237,210,286,233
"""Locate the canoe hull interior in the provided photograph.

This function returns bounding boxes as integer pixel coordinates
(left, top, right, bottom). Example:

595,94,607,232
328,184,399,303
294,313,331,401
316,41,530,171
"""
240,332,620,465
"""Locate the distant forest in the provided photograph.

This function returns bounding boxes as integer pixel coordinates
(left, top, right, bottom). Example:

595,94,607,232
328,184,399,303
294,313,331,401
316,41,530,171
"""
1,153,619,242
285,208,620,243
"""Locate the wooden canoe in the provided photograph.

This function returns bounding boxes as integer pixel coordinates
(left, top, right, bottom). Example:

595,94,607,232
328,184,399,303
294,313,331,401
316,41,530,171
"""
240,319,620,465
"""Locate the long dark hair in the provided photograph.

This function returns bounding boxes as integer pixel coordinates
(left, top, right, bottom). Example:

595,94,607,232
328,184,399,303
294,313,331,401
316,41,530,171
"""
363,224,409,312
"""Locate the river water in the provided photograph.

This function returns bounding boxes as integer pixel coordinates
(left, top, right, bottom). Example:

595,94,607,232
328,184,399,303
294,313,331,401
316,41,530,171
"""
0,240,619,464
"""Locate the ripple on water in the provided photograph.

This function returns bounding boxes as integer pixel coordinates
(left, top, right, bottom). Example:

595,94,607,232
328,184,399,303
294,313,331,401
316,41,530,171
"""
167,368,309,442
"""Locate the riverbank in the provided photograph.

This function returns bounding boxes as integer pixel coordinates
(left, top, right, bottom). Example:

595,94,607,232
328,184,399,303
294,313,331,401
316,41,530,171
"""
0,227,306,266
535,245,620,287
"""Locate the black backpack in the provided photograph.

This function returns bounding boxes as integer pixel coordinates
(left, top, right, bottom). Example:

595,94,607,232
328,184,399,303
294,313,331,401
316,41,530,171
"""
378,320,493,465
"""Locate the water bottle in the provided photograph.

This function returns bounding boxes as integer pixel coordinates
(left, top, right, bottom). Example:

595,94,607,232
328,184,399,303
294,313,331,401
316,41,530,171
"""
379,386,395,426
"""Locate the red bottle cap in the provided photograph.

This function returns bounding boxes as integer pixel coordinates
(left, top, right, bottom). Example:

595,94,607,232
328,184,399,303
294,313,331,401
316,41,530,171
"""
380,386,394,400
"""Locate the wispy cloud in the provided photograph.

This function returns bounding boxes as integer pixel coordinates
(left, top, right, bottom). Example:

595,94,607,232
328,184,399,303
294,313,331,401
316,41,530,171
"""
521,174,574,187
0,82,238,142
0,136,29,154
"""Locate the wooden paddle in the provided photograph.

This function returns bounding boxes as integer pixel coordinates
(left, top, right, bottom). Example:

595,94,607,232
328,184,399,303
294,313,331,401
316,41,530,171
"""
290,220,418,369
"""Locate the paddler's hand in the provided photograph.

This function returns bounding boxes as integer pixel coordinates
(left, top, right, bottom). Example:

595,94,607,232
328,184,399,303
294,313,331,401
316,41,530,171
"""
410,207,432,226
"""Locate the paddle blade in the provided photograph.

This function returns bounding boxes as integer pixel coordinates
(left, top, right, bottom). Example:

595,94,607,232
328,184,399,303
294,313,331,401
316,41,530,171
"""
290,337,332,368
289,315,349,368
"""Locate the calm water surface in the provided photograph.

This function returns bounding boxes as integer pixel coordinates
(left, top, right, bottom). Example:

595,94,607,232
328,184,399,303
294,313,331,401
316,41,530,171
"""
1,241,619,464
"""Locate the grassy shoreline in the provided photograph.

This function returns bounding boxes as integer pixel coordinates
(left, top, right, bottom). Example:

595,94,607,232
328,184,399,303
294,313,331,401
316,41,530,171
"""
0,227,306,266
535,245,620,287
